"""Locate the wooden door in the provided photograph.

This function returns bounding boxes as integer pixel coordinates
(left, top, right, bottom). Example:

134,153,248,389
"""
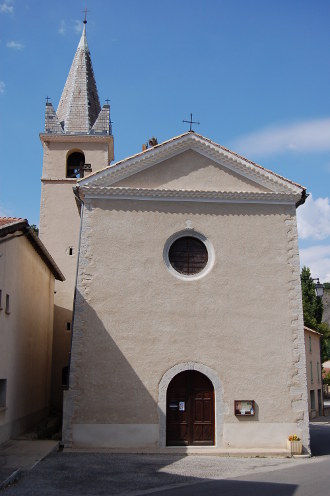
166,370,214,446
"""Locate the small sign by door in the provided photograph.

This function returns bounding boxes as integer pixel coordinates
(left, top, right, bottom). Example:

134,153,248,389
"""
179,401,185,411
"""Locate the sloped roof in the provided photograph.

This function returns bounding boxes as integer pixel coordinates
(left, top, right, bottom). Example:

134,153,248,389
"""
304,326,321,336
77,132,306,206
0,218,64,281
0,217,25,227
56,24,101,134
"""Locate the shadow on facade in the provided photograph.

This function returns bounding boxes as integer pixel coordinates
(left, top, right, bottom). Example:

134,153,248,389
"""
66,290,167,449
51,305,72,413
94,197,291,217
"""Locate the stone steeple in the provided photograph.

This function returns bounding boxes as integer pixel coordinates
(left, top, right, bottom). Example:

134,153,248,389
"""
45,23,110,135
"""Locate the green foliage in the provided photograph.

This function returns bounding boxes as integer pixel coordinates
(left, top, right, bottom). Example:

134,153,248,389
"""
324,372,330,386
301,267,321,329
30,224,39,236
300,266,330,361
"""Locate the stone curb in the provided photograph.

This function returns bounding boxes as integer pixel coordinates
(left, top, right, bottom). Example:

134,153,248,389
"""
0,468,22,491
0,441,59,491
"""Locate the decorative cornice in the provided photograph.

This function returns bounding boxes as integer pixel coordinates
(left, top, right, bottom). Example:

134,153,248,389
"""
41,178,77,183
40,133,113,143
77,186,301,205
78,133,306,199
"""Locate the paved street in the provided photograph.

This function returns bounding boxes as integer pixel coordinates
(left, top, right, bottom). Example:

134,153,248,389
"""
2,421,330,495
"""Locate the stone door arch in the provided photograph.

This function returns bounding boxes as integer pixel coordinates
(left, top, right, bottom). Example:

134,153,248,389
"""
158,362,223,448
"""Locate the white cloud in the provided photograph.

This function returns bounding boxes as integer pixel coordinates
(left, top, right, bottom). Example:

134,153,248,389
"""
58,20,66,35
232,118,330,156
0,1,13,14
6,40,24,50
297,194,330,241
0,81,5,93
300,245,330,283
74,19,83,34
58,19,83,36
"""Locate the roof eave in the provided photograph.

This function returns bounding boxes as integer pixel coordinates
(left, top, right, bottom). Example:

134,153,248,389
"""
77,132,306,196
0,220,65,281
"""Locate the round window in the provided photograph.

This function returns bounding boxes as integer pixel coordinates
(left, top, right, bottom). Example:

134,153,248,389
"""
168,236,208,275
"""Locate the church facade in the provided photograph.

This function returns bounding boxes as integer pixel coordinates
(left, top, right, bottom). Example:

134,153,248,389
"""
41,24,310,453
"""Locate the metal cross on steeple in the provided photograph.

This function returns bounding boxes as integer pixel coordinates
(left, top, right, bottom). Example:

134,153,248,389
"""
82,8,89,24
183,113,200,132
46,96,51,104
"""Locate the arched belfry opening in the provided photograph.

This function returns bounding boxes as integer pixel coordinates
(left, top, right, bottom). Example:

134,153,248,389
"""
66,151,85,178
166,370,215,446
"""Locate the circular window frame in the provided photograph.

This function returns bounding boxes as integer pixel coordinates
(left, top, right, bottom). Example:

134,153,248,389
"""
163,231,215,281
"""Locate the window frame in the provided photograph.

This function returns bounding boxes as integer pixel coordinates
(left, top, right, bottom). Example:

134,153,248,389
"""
163,230,215,281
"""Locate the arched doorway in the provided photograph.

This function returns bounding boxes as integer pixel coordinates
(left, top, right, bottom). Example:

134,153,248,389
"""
166,370,214,446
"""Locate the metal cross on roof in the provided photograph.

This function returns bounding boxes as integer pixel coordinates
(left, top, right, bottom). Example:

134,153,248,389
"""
105,98,110,104
46,96,51,104
82,8,89,24
183,113,200,132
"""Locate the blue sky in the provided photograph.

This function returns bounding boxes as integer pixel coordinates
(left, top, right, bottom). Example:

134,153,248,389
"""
1,0,330,281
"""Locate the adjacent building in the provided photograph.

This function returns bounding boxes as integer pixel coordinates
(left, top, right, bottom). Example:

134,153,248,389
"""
304,326,323,418
0,218,64,444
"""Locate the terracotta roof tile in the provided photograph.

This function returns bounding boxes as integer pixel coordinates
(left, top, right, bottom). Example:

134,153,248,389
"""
0,217,26,227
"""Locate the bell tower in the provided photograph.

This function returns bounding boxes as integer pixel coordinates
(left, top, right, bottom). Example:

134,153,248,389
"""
39,20,114,410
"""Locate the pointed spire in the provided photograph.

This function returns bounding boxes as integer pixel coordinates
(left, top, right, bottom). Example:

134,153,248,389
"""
56,21,101,134
78,23,89,51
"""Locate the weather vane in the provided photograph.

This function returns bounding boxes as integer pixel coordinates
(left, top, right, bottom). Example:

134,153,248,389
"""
183,113,200,132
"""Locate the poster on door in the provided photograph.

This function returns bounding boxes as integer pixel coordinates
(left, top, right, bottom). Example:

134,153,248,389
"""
179,401,185,411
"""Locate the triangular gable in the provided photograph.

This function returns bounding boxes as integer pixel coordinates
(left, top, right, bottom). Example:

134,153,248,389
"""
78,132,306,204
112,149,270,193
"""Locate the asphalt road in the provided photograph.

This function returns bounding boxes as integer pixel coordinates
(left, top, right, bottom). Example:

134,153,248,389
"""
153,457,330,495
3,422,330,496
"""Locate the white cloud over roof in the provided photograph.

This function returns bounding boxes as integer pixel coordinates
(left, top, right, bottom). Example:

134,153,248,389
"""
233,118,330,156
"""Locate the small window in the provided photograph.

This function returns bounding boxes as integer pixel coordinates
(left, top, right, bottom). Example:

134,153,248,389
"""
0,379,7,408
317,362,320,384
309,336,312,353
5,294,10,314
69,247,74,256
310,390,315,410
168,236,208,275
66,322,71,331
310,361,313,383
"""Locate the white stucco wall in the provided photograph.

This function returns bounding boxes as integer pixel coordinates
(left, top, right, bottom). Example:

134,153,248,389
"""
63,193,309,452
